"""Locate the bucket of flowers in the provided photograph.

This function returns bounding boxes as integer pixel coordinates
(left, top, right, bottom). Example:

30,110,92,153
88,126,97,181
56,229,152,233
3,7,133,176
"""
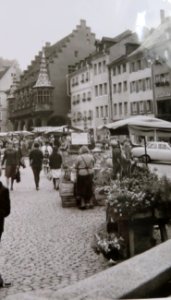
93,167,112,206
93,232,126,262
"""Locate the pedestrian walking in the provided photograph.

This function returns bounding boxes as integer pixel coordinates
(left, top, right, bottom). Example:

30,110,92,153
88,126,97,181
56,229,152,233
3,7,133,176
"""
49,146,62,190
1,142,19,190
29,142,43,190
122,137,132,160
110,139,122,179
41,141,53,175
74,145,94,209
59,135,69,166
0,181,11,287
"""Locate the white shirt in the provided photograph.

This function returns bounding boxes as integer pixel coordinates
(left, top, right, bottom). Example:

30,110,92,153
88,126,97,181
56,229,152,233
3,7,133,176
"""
41,145,53,156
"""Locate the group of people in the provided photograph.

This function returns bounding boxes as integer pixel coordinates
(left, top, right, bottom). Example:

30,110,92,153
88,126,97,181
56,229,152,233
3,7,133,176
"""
28,141,95,211
0,134,71,191
0,133,134,211
29,142,62,191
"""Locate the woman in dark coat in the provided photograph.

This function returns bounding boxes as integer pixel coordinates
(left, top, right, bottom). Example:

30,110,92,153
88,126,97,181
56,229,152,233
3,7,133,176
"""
29,143,44,190
74,146,94,209
1,142,19,190
49,147,62,190
0,181,11,287
0,181,11,241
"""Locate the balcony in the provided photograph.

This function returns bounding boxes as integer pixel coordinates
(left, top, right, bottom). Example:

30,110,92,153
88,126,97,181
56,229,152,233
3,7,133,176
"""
32,103,53,115
9,107,32,119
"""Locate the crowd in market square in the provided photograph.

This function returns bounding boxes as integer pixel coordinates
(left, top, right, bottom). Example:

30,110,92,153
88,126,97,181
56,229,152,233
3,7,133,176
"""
0,130,135,209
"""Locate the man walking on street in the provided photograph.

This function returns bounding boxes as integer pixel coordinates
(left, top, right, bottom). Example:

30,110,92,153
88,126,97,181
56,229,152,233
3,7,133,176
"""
29,143,43,190
0,181,11,287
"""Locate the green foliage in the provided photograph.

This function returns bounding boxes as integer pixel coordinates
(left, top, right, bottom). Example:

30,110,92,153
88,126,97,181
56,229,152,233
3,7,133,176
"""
93,232,126,261
107,166,171,217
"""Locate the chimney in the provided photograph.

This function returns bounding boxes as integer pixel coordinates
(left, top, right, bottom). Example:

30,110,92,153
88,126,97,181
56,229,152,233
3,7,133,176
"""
80,19,86,27
45,42,51,47
160,9,165,23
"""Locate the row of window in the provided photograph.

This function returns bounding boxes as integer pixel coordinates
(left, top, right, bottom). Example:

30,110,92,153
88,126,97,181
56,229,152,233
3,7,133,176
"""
155,73,170,86
94,83,108,96
112,63,127,76
113,81,128,93
113,102,128,116
14,94,52,110
129,58,150,73
112,99,153,116
130,78,152,93
72,92,91,105
93,60,106,75
112,59,150,76
131,100,153,114
96,105,108,118
71,72,89,86
72,110,93,122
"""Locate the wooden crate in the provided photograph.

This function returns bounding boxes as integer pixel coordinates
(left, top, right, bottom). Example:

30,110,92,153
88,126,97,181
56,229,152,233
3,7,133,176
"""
61,196,77,207
59,181,74,196
59,181,77,207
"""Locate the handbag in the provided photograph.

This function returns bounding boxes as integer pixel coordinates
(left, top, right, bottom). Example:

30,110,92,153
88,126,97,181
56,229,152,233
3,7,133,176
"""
15,169,21,183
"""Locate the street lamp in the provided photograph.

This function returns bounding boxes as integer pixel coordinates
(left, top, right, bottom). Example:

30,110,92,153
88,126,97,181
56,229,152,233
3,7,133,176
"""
82,116,87,131
103,117,107,125
66,111,72,133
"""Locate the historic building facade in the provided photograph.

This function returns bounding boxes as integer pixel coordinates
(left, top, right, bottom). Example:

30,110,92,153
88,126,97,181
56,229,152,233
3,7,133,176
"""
8,20,96,130
127,10,171,121
69,30,138,139
0,63,20,131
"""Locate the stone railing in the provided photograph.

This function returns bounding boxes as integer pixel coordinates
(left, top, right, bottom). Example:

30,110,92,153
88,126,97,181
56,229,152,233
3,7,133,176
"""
4,240,171,299
46,240,171,299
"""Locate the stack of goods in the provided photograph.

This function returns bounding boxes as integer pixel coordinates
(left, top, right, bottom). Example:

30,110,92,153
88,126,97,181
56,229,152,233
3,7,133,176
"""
59,155,77,207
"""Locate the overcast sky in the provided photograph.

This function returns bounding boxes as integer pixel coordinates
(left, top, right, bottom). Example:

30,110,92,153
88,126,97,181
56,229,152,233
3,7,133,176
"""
1,0,171,70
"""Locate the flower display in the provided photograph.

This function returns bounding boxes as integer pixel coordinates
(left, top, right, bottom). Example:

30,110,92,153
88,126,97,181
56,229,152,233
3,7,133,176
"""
107,165,171,218
93,232,126,261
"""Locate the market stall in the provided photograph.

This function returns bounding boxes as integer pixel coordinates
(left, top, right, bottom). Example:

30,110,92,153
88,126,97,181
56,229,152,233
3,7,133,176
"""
92,116,171,261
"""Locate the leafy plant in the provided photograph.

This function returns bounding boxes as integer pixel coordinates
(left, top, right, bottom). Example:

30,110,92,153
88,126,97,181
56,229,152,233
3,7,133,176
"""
93,232,126,261
107,166,171,218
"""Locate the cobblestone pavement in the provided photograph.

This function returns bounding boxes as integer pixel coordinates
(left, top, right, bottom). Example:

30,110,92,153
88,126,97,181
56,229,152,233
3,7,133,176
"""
0,161,108,299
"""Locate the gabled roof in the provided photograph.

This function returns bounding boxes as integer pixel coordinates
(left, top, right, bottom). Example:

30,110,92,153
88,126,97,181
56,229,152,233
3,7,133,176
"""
33,51,53,88
0,66,10,80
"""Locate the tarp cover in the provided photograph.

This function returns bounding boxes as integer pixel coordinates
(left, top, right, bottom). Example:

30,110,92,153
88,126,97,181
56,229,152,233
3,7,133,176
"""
99,116,171,136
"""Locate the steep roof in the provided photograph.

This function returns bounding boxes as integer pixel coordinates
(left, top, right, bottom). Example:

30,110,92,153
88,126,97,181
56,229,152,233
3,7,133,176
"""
0,66,10,80
33,51,53,88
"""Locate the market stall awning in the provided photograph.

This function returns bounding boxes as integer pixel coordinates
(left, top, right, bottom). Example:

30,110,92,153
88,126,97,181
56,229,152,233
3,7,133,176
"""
98,116,171,137
13,130,34,136
32,125,83,134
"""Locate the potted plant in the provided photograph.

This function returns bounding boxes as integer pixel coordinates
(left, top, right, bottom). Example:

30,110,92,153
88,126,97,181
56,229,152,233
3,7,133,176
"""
105,166,171,255
93,232,126,261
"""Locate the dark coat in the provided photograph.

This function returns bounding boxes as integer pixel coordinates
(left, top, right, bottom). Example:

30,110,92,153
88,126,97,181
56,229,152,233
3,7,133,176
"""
49,152,62,169
29,149,43,169
0,183,11,237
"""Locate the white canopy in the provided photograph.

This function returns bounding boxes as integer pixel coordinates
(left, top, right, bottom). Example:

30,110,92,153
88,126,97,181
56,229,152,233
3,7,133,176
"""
98,116,171,138
32,125,83,134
